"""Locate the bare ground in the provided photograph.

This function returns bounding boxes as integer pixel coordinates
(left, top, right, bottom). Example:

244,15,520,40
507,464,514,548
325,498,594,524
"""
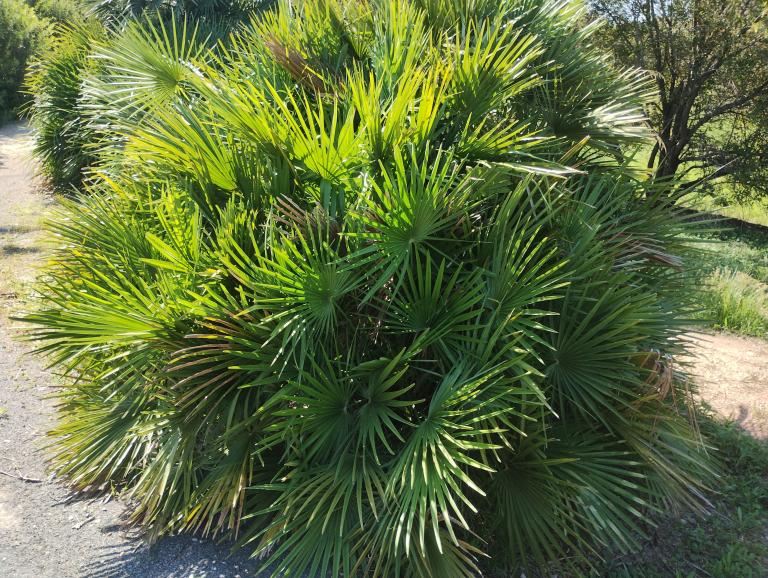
685,332,768,439
0,122,766,576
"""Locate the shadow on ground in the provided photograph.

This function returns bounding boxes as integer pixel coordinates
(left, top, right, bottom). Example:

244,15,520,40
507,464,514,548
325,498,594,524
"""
81,534,262,578
1,245,39,256
0,225,38,235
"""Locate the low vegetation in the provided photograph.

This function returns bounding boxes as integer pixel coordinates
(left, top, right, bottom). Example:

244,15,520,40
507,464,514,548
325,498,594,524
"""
689,223,768,337
699,268,768,336
20,0,720,575
604,410,768,577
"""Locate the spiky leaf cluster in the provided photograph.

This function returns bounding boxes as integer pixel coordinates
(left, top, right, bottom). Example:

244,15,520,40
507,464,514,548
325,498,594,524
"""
24,0,713,575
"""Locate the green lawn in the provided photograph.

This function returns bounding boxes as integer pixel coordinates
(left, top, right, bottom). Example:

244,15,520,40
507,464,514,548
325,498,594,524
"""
685,193,768,228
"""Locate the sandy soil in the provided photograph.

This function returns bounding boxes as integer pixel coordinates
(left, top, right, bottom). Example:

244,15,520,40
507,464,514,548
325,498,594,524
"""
0,123,260,578
684,332,768,439
0,121,765,576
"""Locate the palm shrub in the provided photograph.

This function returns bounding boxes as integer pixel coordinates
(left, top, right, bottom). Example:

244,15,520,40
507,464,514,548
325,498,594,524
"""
23,0,714,574
25,20,106,189
25,17,193,190
84,0,274,33
25,12,270,191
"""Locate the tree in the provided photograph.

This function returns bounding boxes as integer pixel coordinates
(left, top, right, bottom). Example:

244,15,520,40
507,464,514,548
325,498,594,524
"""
23,0,712,575
591,0,768,199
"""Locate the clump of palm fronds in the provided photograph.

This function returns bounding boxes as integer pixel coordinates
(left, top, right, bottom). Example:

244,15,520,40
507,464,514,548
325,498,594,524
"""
23,0,714,575
25,5,269,191
25,19,105,190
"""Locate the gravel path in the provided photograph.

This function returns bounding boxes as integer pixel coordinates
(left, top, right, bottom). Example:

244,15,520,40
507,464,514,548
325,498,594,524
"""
0,122,261,578
0,122,766,577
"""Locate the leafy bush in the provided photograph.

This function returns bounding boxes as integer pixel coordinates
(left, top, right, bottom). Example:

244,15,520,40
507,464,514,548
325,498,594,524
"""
29,0,86,24
0,0,48,120
23,0,716,575
25,20,105,189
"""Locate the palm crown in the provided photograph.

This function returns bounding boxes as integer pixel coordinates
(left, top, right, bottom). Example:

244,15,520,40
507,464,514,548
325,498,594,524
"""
24,0,711,575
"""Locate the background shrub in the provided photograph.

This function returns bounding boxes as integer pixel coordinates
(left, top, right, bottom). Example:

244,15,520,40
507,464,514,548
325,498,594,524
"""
25,20,105,189
84,0,272,30
0,0,48,121
29,0,86,24
23,0,715,575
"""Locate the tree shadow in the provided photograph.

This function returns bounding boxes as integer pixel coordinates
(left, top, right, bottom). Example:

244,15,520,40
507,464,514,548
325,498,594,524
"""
736,404,750,425
0,121,30,145
81,534,265,578
0,225,37,235
699,401,767,440
1,244,39,256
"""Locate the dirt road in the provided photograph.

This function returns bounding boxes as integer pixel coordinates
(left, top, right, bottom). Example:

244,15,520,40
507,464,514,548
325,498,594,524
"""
685,332,768,439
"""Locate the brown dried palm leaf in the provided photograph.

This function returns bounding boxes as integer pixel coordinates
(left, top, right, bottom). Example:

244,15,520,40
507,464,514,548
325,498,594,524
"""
264,38,328,93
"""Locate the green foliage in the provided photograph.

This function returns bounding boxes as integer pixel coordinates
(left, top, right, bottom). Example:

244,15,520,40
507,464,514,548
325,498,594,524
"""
25,20,106,189
23,0,717,574
688,224,768,336
591,0,768,202
25,9,268,190
0,0,48,120
602,410,768,577
84,0,273,30
28,0,87,24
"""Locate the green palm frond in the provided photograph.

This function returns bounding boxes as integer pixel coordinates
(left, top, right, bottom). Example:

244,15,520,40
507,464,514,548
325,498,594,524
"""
21,0,715,575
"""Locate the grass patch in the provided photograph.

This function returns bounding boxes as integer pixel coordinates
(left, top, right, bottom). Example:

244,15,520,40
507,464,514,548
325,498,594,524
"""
602,410,768,577
697,269,768,336
688,215,768,337
686,195,768,228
